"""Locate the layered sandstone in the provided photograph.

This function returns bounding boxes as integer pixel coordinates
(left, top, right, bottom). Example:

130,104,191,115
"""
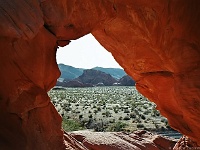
0,0,200,149
68,130,176,150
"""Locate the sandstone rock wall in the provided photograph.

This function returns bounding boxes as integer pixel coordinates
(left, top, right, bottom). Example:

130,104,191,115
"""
92,0,200,145
69,130,176,150
0,0,200,149
0,1,63,149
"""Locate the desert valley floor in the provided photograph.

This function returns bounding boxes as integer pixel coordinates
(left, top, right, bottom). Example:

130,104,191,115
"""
49,86,181,139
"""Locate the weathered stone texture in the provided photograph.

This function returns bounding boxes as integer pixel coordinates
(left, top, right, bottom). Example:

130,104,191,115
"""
0,0,200,149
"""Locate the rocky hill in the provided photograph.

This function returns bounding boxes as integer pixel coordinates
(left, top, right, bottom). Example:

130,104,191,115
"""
74,69,118,86
58,64,84,80
118,75,135,86
92,67,126,79
56,64,135,87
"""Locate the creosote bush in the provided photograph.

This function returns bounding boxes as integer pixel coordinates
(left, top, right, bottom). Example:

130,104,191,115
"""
137,123,144,128
108,121,127,132
62,118,85,131
123,115,130,120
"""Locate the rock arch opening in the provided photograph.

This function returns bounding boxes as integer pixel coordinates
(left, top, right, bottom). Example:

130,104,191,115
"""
52,33,178,137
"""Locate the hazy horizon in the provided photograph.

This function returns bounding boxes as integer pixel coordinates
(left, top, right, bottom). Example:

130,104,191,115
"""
58,63,123,69
56,34,122,69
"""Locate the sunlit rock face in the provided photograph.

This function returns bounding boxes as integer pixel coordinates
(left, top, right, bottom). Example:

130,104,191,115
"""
0,0,200,149
68,130,176,150
92,1,200,146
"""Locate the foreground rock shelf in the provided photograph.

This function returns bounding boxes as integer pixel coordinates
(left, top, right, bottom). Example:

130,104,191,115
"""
65,130,177,150
0,0,200,149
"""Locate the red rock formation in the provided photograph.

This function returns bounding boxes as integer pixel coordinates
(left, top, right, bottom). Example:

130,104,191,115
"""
75,69,117,86
92,0,200,146
173,136,199,150
69,130,176,150
0,0,200,149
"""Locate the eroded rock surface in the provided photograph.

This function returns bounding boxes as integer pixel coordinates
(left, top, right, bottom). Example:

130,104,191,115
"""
69,130,176,150
0,0,200,149
173,136,199,150
75,69,117,86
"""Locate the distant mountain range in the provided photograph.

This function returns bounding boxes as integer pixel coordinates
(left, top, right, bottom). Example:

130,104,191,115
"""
58,64,126,80
58,64,84,80
57,64,135,87
92,67,126,79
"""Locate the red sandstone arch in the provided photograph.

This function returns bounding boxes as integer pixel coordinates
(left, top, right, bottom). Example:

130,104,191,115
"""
0,0,200,149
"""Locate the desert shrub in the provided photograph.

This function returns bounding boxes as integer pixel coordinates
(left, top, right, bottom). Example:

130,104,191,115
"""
161,118,168,125
65,107,71,111
153,121,159,129
71,109,76,113
160,126,166,131
93,109,98,114
140,114,146,120
113,106,119,113
75,111,80,114
108,121,127,132
126,96,132,100
114,109,118,113
79,114,83,119
94,122,105,132
97,107,101,111
124,109,130,113
152,106,160,117
135,118,141,123
88,114,93,119
62,118,85,131
80,118,89,126
144,110,150,115
49,86,167,132
131,107,135,112
161,118,166,122
137,123,144,128
134,109,139,115
109,118,115,123
60,93,66,100
143,105,148,109
130,112,136,118
123,115,130,120
119,116,122,120
105,110,111,117
108,107,113,110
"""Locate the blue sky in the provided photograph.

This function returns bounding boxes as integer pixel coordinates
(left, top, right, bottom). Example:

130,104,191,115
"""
56,34,122,69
